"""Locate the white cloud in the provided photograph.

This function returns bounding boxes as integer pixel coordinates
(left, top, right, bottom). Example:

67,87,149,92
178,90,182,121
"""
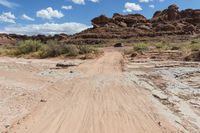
62,5,73,10
139,0,153,3
71,0,99,5
149,4,155,8
1,22,90,35
89,0,99,3
21,14,34,21
124,2,142,12
0,0,18,8
72,0,85,5
159,0,165,2
0,12,15,23
36,7,64,20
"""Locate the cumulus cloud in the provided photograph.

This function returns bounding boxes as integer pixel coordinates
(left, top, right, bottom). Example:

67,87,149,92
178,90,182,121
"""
62,5,73,10
124,2,142,12
1,22,90,35
0,0,18,8
0,12,15,23
36,7,64,20
21,14,34,21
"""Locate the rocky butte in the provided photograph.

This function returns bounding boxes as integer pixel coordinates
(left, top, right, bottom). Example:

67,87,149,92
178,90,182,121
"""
69,4,200,44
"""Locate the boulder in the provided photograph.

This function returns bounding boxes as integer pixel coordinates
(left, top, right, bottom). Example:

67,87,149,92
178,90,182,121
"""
114,43,124,47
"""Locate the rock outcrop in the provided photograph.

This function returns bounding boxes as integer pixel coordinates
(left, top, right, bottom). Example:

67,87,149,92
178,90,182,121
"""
91,15,111,28
69,4,200,44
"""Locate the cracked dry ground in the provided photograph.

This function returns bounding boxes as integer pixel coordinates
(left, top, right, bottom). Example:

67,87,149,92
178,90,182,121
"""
125,52,200,133
0,49,198,133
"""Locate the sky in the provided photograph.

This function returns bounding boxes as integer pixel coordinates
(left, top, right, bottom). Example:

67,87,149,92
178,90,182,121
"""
0,0,200,35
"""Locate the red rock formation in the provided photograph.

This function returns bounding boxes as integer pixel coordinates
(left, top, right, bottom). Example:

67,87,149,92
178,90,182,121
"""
91,15,111,28
1,4,200,45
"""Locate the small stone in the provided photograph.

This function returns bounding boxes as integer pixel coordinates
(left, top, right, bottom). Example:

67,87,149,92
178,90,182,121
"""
70,71,74,73
4,125,10,128
40,99,47,103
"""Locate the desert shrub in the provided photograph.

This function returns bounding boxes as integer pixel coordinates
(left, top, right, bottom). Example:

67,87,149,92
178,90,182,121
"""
170,45,181,50
0,46,21,56
0,47,8,55
36,40,62,58
36,42,96,58
133,43,149,52
63,45,80,56
153,42,170,50
0,40,102,59
16,40,43,55
78,45,98,55
191,40,198,44
190,43,200,51
154,43,164,49
181,43,200,53
35,40,79,58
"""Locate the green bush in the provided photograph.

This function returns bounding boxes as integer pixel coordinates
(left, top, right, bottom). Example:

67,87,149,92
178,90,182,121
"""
17,40,43,55
0,39,101,59
78,45,97,54
43,40,61,57
0,47,8,55
64,45,80,56
154,43,164,49
34,41,78,58
170,45,181,50
133,43,149,52
191,40,198,44
190,43,200,51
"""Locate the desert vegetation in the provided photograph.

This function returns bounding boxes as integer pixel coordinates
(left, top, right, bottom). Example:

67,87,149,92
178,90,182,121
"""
0,40,102,59
124,39,200,61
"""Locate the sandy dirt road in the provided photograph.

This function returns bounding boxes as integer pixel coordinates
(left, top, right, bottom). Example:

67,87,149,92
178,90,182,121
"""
2,50,180,133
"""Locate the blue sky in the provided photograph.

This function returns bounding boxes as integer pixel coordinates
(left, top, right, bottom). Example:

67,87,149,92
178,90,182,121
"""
0,0,199,35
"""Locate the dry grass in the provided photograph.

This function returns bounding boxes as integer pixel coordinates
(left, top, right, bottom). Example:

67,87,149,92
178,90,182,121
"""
0,40,103,59
124,40,200,61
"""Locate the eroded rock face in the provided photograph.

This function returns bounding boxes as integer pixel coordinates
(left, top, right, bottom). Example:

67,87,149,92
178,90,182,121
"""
152,4,180,22
77,4,200,44
167,4,180,21
112,13,147,27
92,13,147,28
91,15,111,28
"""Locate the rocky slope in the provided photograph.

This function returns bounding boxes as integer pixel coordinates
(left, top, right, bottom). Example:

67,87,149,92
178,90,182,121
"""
69,4,200,44
0,33,69,45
